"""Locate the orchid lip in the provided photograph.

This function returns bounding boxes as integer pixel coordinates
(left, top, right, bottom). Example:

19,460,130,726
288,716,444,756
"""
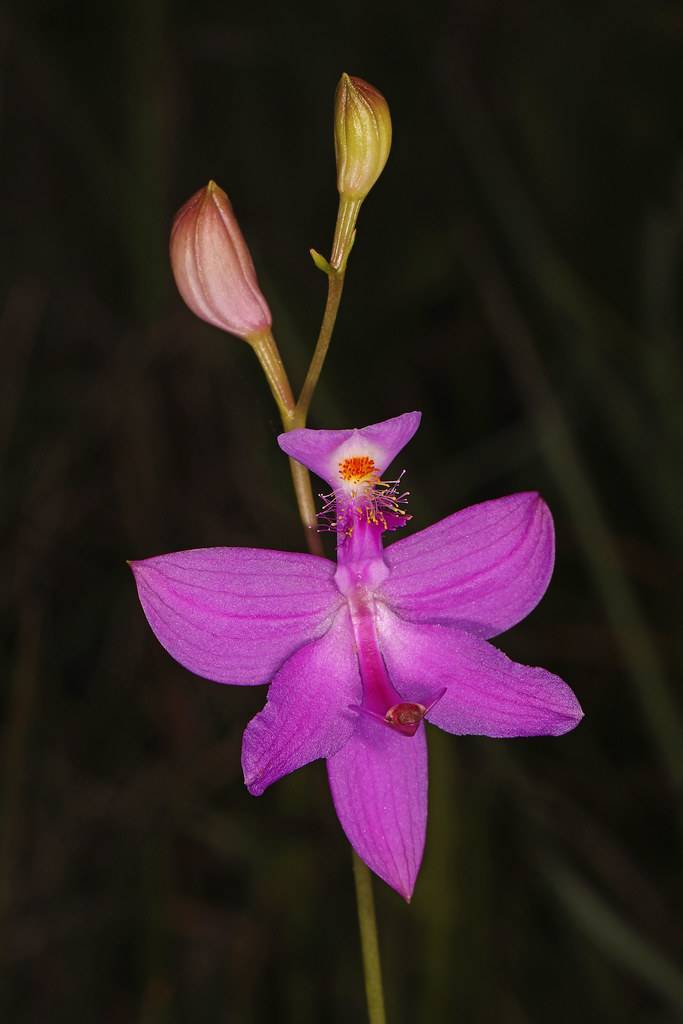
349,687,447,737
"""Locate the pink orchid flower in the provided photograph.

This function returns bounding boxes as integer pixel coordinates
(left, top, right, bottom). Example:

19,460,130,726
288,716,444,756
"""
131,412,582,900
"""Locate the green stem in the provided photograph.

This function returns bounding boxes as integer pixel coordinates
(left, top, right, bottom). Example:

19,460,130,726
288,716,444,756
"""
294,269,345,427
294,196,361,426
352,851,387,1024
288,457,324,557
248,328,323,556
249,328,296,424
330,197,362,271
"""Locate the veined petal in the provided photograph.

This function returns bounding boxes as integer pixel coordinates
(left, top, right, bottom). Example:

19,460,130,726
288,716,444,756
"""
377,605,583,738
380,492,554,638
327,716,427,901
130,547,342,685
277,411,421,490
242,608,360,795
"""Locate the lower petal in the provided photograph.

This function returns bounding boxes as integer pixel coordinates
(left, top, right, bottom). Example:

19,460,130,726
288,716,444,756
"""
377,605,583,738
242,609,361,795
327,716,427,901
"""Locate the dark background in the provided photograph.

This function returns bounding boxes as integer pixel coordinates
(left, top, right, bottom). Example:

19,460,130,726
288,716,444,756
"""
1,1,682,1021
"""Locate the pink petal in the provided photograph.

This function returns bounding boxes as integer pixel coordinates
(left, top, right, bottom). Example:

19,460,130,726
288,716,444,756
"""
327,716,428,901
380,492,554,638
377,605,583,738
277,411,421,489
242,608,361,795
130,547,342,685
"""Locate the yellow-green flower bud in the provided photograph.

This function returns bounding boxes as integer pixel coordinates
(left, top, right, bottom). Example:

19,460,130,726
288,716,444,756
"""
334,74,392,202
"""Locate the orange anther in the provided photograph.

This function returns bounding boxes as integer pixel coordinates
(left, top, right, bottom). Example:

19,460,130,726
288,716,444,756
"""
339,455,377,484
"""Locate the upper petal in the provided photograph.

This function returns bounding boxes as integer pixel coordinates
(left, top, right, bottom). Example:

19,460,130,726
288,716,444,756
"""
131,547,342,685
277,411,421,489
242,607,360,795
379,492,554,638
377,604,583,738
327,716,428,901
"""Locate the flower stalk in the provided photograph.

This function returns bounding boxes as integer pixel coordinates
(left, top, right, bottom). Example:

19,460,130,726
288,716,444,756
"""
352,851,387,1024
287,456,324,556
294,259,346,427
330,197,361,271
247,328,295,422
246,328,324,553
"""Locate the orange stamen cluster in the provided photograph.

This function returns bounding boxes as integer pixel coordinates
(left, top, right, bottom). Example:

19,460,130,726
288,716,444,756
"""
318,459,410,538
338,455,378,485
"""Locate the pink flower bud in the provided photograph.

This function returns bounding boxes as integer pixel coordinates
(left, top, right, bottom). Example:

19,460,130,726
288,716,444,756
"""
170,181,271,340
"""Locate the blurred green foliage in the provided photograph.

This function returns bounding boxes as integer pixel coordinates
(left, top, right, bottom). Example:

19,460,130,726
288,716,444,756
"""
1,0,682,1021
